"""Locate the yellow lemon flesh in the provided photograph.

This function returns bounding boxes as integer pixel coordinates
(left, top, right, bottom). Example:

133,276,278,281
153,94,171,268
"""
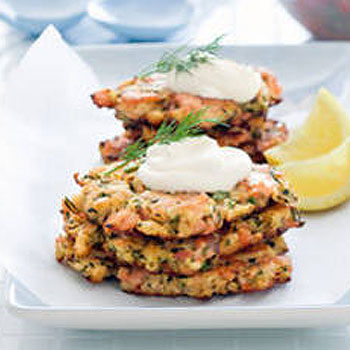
277,137,350,211
264,88,350,211
265,88,350,165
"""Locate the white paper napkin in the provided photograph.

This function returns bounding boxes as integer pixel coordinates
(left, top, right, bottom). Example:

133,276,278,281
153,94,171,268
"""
0,26,349,307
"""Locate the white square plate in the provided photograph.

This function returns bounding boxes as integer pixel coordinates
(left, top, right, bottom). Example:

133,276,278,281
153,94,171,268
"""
5,276,350,329
5,43,350,330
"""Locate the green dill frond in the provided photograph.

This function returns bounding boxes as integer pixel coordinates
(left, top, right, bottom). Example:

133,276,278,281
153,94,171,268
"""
103,110,223,175
139,35,225,78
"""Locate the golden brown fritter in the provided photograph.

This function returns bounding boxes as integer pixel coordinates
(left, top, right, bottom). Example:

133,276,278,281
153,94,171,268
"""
92,70,285,164
118,255,292,299
56,158,302,298
56,235,115,283
91,70,282,128
56,227,289,291
105,205,300,276
212,119,288,163
59,194,300,276
57,194,291,284
99,118,288,164
70,162,297,240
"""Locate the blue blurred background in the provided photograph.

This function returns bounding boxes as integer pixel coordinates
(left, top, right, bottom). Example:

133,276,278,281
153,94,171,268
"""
1,0,350,79
2,0,350,45
0,0,312,44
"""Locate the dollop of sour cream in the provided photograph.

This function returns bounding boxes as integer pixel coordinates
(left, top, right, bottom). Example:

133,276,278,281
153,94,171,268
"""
166,58,262,103
137,136,253,193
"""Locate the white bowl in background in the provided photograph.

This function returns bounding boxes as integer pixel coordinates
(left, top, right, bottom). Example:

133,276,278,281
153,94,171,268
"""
280,0,350,40
0,0,86,36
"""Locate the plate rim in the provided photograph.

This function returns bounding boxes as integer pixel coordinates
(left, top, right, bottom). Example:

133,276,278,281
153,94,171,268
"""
6,276,350,313
6,277,350,330
74,40,350,51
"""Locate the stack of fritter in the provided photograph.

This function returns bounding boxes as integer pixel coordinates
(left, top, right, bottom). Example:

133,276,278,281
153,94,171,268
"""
92,69,287,164
56,163,303,298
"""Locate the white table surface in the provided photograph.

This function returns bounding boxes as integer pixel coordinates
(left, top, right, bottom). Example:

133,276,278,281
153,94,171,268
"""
0,0,350,348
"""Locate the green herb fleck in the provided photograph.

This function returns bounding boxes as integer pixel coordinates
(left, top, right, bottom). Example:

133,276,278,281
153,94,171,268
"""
227,199,236,209
253,216,262,228
124,163,140,174
131,198,142,209
224,238,231,247
132,250,144,261
247,196,257,205
251,129,261,139
108,243,117,253
169,215,181,234
212,190,230,202
200,259,212,272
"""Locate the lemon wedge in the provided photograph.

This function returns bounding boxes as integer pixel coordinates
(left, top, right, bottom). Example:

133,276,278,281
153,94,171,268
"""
265,88,350,165
277,137,350,210
264,88,350,211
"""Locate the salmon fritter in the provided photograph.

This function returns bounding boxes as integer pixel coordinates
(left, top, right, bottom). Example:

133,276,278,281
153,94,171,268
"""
92,70,286,164
91,70,281,128
104,204,300,276
56,235,115,283
56,153,302,299
99,117,288,164
59,193,301,276
56,228,290,295
68,162,297,240
118,255,292,299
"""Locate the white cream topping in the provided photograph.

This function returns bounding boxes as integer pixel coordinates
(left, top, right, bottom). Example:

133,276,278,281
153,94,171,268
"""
166,58,262,103
137,136,253,193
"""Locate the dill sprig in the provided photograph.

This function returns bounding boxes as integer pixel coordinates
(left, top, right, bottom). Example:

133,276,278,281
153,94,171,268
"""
139,35,225,78
103,110,223,175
